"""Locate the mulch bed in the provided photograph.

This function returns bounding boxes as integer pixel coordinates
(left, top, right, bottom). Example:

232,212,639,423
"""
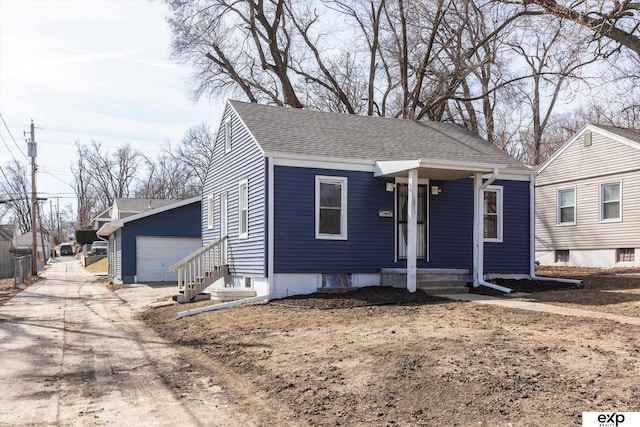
269,286,448,309
471,278,582,296
269,278,583,309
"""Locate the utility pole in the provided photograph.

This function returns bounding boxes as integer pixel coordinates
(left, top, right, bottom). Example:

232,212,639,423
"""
26,120,38,276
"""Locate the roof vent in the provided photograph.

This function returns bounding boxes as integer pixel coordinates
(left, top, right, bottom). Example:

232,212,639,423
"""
583,131,592,147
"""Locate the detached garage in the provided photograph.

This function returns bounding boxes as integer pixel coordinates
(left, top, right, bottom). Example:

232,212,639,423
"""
98,197,201,284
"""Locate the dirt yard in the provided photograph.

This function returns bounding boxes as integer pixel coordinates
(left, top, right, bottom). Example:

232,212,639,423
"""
140,267,640,425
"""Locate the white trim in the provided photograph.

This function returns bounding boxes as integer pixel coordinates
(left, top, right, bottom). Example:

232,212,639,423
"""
272,156,375,172
483,185,503,243
537,123,640,175
224,117,232,153
206,194,214,229
97,196,200,236
556,186,576,226
220,191,228,261
315,175,348,240
267,157,275,296
238,179,249,239
599,179,623,223
482,172,532,181
227,101,266,157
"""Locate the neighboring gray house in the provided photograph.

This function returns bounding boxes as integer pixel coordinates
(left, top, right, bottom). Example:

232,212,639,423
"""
535,124,640,267
0,224,14,278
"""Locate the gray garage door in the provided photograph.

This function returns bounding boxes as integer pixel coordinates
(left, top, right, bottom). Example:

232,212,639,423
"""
136,236,201,282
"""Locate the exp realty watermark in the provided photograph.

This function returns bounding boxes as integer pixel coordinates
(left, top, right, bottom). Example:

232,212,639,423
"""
582,412,640,427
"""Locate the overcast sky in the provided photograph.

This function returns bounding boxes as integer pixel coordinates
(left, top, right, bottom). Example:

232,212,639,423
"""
0,0,222,214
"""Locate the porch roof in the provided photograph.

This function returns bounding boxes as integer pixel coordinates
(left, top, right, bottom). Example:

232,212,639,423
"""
374,159,509,180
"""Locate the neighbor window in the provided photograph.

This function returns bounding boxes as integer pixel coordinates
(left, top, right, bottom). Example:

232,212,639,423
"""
207,194,214,229
239,179,248,238
557,187,576,225
617,248,635,263
483,186,503,242
600,181,621,221
224,117,232,153
315,176,348,240
555,250,569,263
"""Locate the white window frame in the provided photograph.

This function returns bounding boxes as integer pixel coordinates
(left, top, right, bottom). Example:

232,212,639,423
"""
238,179,249,239
206,194,214,229
599,180,622,223
556,186,576,226
315,175,348,240
483,185,503,243
224,117,232,153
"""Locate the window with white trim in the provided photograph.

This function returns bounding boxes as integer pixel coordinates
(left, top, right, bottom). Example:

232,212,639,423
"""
224,117,232,153
238,179,248,238
483,186,503,242
207,194,214,229
600,181,621,222
557,187,576,225
315,176,347,240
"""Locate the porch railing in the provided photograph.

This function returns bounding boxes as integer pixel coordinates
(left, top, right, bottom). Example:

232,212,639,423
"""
170,236,229,302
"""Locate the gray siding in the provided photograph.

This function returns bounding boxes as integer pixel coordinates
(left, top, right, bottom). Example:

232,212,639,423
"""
536,130,640,250
202,104,266,277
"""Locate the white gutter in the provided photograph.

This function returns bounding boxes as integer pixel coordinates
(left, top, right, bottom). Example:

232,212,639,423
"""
176,157,278,319
473,169,514,294
528,174,582,285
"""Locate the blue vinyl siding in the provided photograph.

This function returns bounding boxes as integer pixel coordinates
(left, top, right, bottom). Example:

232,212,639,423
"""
427,178,530,273
484,179,530,273
275,169,530,274
119,202,201,282
202,104,266,277
274,166,394,273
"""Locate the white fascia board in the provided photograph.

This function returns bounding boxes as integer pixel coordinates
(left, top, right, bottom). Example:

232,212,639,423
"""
374,160,421,177
271,153,376,172
536,123,640,175
114,196,201,227
97,222,121,236
227,101,267,157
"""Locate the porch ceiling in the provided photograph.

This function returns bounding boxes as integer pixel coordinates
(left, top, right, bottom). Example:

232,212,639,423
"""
374,159,506,181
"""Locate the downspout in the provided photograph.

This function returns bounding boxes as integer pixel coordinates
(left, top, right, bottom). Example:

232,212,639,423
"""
177,156,277,319
527,173,581,285
474,169,514,294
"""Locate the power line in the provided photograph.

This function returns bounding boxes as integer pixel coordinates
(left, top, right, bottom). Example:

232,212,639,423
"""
0,113,28,160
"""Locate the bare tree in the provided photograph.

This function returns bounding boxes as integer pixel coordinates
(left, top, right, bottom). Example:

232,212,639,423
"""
510,0,640,58
135,153,200,200
72,141,141,224
168,122,216,186
0,160,32,234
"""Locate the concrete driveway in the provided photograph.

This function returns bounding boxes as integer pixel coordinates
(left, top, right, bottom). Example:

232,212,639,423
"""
0,258,249,426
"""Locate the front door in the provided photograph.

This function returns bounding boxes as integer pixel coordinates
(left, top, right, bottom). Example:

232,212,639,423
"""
397,183,428,260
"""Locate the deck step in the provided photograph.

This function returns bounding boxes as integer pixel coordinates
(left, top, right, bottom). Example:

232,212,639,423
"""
210,288,257,302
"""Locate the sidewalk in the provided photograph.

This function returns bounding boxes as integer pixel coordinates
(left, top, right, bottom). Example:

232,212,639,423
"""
441,293,640,326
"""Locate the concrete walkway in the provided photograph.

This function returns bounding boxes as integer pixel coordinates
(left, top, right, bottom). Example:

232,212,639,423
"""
440,293,640,326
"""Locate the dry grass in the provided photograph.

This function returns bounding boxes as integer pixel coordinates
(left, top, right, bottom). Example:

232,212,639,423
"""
85,257,107,274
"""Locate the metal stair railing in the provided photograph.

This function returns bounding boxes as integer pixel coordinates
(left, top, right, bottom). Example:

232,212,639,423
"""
170,236,228,302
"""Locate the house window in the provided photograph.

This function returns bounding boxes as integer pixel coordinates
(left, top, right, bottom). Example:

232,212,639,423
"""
224,117,232,153
207,194,214,229
555,250,569,263
600,181,621,222
557,187,576,225
315,176,348,240
617,248,635,263
238,179,248,238
483,186,502,242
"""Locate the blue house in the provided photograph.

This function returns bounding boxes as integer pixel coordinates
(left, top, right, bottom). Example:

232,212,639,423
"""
98,197,201,283
174,100,535,302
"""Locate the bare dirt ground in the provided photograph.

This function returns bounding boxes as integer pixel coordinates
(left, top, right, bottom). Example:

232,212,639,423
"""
142,267,640,426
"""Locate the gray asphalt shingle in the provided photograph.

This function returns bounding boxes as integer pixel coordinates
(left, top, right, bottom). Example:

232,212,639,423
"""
229,100,526,170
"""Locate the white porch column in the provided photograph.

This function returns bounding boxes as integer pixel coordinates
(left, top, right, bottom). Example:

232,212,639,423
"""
472,172,483,287
406,169,418,293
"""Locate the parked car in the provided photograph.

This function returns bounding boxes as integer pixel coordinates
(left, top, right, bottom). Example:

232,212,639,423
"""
59,243,73,256
91,240,107,255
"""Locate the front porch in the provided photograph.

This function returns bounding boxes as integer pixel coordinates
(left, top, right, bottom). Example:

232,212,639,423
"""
380,268,470,294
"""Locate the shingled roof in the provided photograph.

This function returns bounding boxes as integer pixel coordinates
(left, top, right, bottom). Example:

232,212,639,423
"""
596,125,640,146
229,100,527,170
114,198,177,213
